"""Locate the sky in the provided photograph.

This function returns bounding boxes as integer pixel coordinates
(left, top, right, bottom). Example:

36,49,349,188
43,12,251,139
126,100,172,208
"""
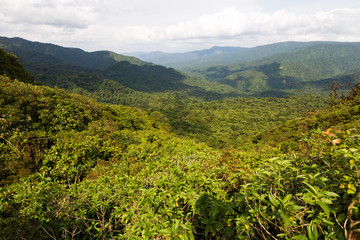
1,0,360,53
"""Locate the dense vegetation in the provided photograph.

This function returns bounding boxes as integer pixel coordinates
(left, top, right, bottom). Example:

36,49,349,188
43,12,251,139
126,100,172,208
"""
0,36,146,69
3,37,360,99
129,42,322,69
1,40,360,239
0,47,35,84
0,38,334,147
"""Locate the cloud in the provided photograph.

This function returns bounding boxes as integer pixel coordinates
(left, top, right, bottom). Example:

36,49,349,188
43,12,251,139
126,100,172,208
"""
0,0,103,29
1,1,360,52
114,7,360,50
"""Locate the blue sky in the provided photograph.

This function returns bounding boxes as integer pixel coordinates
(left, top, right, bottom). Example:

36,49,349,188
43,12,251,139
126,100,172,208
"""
1,0,360,53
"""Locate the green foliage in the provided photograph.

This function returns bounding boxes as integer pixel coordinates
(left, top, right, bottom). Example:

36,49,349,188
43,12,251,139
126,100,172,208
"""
1,41,360,240
149,94,326,148
4,116,360,239
0,36,146,70
190,43,360,97
0,47,35,84
101,61,187,92
0,75,159,185
132,42,322,69
249,84,360,148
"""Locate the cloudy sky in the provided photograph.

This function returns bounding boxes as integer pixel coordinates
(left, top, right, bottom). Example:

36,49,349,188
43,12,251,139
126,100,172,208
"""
1,0,360,53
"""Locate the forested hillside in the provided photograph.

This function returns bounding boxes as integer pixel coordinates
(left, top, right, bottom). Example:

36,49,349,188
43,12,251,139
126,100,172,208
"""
0,38,333,148
0,36,146,69
129,42,322,69
131,41,360,97
1,45,360,239
0,47,35,84
192,44,360,97
0,37,246,100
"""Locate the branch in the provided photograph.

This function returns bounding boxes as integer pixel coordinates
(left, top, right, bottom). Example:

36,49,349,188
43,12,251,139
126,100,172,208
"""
41,226,57,240
344,190,360,240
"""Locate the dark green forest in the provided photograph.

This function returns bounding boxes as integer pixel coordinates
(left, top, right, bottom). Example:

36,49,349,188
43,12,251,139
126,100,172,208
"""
1,38,360,239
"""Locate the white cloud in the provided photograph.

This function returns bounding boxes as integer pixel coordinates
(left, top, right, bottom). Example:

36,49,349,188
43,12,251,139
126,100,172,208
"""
0,0,103,29
1,0,360,52
112,7,360,51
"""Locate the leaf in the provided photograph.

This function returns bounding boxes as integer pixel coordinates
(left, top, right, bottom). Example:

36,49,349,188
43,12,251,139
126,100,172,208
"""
319,217,334,225
303,182,319,195
205,225,210,237
158,229,172,236
269,193,280,207
281,211,291,229
283,194,293,204
319,197,333,204
302,192,316,205
307,222,319,240
317,200,331,218
347,183,356,195
291,235,308,240
174,219,180,231
324,191,339,198
288,204,304,212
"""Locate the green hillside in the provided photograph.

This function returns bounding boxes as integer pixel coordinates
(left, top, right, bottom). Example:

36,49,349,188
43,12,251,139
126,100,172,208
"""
0,36,146,69
129,46,248,69
258,43,360,82
248,82,360,149
0,37,210,97
0,38,330,149
4,37,360,99
130,42,321,69
100,61,188,92
0,47,35,84
1,46,360,239
191,43,360,97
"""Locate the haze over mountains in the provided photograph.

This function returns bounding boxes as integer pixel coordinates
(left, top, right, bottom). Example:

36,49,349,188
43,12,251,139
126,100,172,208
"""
1,36,360,100
126,41,355,69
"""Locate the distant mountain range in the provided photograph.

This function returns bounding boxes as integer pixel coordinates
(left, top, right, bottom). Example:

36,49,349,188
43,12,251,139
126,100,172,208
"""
130,41,360,95
1,36,360,99
190,42,360,94
127,46,247,68
127,41,337,69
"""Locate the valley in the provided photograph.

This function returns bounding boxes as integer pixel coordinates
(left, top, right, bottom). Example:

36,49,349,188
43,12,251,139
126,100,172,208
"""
1,37,360,239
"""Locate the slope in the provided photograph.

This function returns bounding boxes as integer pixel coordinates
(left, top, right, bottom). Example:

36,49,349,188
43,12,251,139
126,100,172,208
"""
129,46,248,69
191,42,360,97
129,42,321,69
254,42,360,82
0,36,204,95
248,82,360,150
0,36,146,69
1,51,360,239
0,47,35,84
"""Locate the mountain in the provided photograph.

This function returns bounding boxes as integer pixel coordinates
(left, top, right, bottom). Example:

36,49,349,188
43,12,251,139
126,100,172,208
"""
128,46,248,69
3,37,360,99
188,42,360,96
131,41,360,84
0,36,194,94
0,36,147,69
248,42,360,81
128,42,324,69
0,47,35,84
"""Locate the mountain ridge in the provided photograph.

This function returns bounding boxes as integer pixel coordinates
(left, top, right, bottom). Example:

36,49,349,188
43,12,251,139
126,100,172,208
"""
0,36,193,94
127,41,343,69
0,36,148,70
